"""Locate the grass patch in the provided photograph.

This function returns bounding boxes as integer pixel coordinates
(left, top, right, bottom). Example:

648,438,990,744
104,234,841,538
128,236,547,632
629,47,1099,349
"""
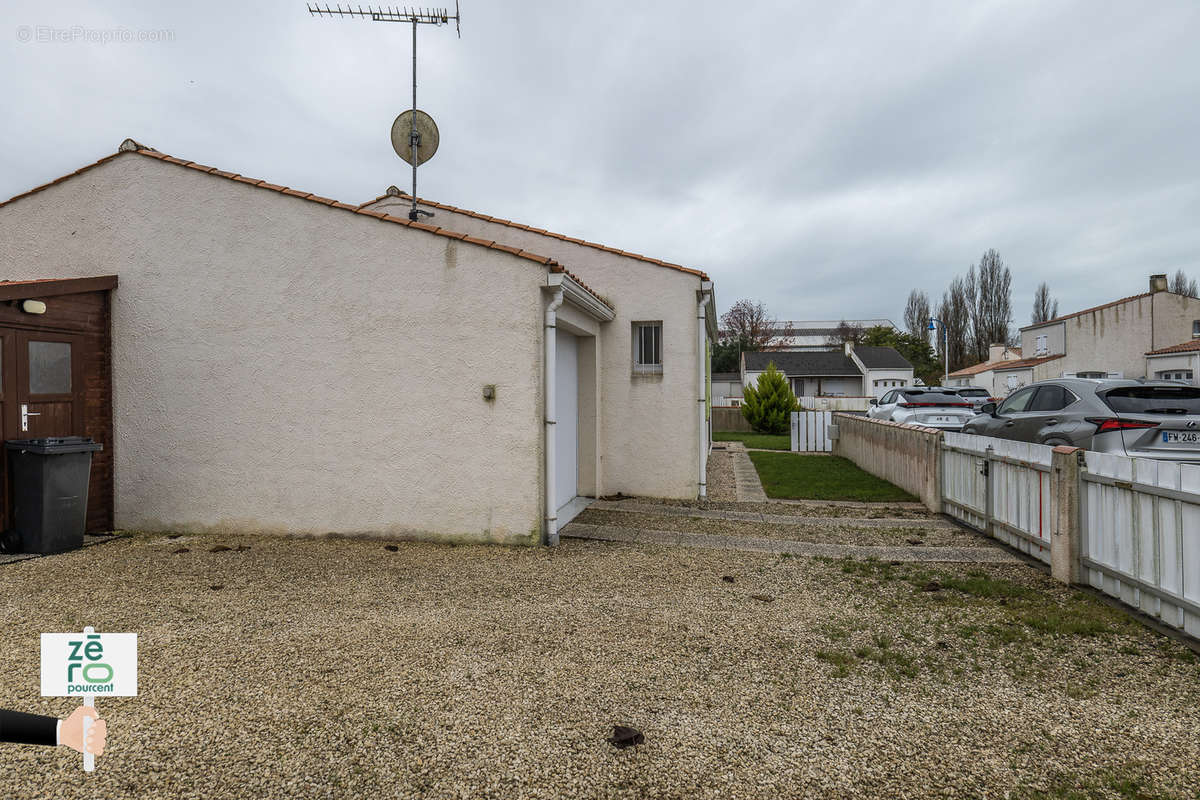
747,453,917,502
712,431,791,450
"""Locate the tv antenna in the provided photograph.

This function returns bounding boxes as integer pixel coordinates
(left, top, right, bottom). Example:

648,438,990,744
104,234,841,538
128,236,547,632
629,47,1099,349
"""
307,3,462,221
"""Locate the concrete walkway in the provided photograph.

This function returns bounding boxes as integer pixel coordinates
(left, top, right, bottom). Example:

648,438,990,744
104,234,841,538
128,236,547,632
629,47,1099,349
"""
726,442,768,502
589,499,955,529
562,522,1023,563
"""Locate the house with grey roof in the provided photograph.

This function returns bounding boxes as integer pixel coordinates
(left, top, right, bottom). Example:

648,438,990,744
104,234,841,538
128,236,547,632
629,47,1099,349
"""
740,342,913,407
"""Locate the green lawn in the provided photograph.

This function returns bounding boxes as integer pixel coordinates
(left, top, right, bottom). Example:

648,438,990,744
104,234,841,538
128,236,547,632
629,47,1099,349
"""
747,452,917,502
712,431,792,450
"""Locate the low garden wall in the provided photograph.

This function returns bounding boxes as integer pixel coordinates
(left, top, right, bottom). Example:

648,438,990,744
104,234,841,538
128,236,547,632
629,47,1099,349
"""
712,406,753,432
831,413,942,511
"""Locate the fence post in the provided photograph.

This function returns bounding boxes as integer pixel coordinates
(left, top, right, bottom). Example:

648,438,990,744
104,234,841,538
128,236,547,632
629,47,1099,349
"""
790,411,798,452
983,445,995,539
1050,445,1084,585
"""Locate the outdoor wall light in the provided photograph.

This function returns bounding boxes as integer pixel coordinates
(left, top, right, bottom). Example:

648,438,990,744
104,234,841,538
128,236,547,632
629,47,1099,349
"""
21,300,47,315
482,384,496,401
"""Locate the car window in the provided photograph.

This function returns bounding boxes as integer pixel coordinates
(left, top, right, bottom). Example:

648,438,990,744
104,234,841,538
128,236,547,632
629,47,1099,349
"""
998,387,1035,414
899,391,967,406
957,388,989,397
1102,386,1200,414
883,391,897,404
1029,385,1075,412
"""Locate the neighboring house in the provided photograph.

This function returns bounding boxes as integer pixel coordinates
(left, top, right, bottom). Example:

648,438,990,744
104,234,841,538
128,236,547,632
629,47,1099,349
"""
741,343,913,402
0,140,716,546
947,344,1023,395
718,318,899,350
988,354,1066,396
1145,340,1200,384
1016,274,1200,385
711,372,744,406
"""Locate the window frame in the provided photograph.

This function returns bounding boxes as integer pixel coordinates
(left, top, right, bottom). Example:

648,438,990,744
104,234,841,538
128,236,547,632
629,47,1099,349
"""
631,321,663,374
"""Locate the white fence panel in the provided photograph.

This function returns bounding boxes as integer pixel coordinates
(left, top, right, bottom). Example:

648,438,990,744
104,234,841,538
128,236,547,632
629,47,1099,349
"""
790,411,832,452
1082,452,1200,639
941,432,1054,564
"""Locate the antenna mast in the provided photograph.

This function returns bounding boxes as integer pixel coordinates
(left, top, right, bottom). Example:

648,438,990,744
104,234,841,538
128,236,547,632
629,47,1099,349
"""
307,3,462,221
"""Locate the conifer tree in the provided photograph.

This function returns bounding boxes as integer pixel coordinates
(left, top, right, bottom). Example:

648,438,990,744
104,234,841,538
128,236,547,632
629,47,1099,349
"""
741,362,799,434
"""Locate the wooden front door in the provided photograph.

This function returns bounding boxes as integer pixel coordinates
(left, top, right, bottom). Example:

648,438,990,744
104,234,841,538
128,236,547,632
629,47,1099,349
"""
13,332,83,439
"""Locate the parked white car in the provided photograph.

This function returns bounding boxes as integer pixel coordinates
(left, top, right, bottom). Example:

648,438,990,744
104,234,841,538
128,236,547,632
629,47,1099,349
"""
868,387,976,431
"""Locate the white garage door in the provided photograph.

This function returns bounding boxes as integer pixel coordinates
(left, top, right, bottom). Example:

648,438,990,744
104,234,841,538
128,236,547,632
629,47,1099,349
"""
555,329,579,511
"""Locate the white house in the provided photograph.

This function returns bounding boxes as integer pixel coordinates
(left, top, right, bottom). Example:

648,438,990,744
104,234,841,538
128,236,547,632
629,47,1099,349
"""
0,140,717,546
946,344,1023,395
711,372,744,406
741,343,913,405
1145,340,1200,384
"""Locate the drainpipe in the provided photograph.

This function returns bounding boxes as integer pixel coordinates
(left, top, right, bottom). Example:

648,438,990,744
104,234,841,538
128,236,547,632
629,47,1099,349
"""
697,284,713,498
543,286,565,545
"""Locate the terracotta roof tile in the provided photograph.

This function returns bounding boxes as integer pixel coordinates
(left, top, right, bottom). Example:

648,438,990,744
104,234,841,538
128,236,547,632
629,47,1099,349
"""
1146,339,1200,355
0,141,614,313
989,354,1065,371
356,192,710,281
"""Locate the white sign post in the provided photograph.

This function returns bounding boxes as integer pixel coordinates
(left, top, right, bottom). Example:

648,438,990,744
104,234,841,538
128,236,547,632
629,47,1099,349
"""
41,626,137,772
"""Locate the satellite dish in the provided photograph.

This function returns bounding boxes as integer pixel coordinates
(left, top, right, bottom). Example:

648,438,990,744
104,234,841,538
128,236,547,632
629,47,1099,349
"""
390,110,440,166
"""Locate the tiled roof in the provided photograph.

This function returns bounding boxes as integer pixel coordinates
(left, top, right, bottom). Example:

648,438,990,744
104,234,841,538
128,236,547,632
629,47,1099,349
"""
0,140,613,312
712,372,741,382
359,190,709,281
989,354,1065,371
1021,292,1154,331
854,346,912,370
1146,339,1200,355
743,350,860,376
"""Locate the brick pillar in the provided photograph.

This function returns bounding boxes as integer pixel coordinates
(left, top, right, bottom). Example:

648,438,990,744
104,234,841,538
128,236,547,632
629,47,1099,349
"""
1050,445,1084,584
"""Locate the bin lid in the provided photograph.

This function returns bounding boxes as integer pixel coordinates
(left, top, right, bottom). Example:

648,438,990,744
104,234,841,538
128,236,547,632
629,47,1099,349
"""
5,436,103,454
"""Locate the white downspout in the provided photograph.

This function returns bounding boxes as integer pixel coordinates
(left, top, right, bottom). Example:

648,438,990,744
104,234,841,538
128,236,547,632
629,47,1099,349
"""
544,286,565,545
697,286,712,499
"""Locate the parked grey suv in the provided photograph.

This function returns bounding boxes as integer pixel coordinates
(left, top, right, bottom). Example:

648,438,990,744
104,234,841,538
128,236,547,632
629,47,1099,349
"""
961,378,1200,461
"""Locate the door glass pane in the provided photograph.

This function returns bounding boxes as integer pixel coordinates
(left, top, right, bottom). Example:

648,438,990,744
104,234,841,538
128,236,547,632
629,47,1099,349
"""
29,341,71,394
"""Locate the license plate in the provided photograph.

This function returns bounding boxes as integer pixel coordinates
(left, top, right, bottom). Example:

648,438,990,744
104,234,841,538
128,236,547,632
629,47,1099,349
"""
930,416,958,424
1162,431,1200,444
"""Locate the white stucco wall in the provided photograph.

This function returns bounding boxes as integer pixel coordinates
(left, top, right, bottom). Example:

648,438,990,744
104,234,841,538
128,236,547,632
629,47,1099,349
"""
865,368,912,397
0,155,549,543
364,195,706,499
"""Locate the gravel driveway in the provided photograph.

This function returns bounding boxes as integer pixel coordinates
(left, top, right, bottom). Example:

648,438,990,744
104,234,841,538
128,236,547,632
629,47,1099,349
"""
2,531,1198,799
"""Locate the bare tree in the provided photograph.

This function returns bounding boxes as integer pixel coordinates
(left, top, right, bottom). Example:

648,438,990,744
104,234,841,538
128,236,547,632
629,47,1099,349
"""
971,249,1012,361
937,276,973,373
1170,270,1199,298
825,319,865,346
903,290,932,339
1031,282,1059,325
720,299,777,349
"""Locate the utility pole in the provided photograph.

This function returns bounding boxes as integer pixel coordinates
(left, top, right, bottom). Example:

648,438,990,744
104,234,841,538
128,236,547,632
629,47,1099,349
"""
928,317,949,386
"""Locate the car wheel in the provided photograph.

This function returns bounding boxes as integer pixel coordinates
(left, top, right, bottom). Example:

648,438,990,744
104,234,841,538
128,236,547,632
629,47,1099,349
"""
1043,438,1071,448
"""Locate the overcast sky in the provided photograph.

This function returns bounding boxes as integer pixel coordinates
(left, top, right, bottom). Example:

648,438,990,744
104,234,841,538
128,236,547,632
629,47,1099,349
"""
3,1,1199,328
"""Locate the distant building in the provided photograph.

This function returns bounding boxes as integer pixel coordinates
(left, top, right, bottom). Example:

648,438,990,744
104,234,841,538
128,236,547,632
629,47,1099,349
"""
1144,340,1200,385
946,344,1023,396
1003,274,1200,393
719,318,900,350
741,342,913,407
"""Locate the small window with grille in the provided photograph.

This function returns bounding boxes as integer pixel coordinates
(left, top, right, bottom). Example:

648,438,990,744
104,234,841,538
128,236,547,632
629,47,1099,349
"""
632,322,663,374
